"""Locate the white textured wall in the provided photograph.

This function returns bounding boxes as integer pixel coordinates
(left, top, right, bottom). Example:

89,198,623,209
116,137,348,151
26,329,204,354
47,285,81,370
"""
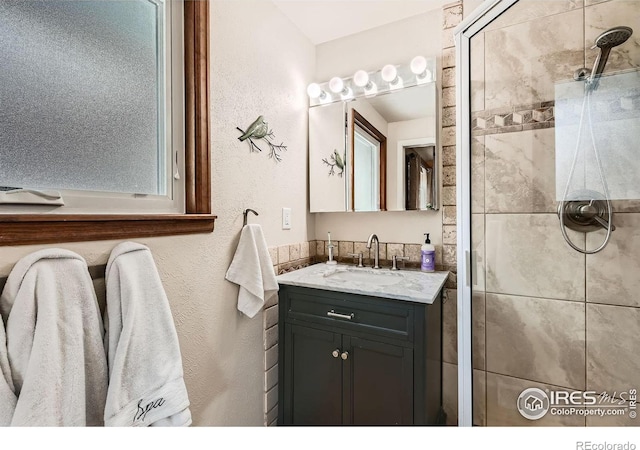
316,11,443,80
0,0,315,426
313,9,444,247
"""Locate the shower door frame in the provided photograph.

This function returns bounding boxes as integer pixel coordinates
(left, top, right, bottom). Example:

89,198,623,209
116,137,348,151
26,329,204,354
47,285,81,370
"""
453,0,519,427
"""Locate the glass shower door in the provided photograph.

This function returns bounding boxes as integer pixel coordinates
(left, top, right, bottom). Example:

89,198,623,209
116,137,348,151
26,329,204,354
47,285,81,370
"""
462,0,640,427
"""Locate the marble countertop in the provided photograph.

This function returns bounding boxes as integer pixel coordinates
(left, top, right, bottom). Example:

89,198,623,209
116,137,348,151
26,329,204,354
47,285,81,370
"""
276,263,449,305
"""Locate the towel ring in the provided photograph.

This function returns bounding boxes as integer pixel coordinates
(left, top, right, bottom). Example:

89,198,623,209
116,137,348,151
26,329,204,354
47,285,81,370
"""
243,209,259,227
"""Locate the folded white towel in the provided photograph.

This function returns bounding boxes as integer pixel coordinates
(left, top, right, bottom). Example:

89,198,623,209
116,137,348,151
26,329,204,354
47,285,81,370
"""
0,249,108,426
0,307,16,426
225,223,279,318
104,242,191,427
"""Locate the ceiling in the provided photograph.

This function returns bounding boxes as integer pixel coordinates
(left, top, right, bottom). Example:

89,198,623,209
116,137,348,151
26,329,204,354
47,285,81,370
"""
272,0,451,45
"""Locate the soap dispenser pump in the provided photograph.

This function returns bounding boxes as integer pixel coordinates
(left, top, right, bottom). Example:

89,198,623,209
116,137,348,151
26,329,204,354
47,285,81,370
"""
421,233,435,273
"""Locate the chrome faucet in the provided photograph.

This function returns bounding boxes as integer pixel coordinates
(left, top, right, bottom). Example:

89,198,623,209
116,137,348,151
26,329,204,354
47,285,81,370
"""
366,233,381,269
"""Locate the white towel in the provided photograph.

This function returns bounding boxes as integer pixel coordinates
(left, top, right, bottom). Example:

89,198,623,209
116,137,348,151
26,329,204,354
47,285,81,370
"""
225,223,279,318
104,242,191,427
0,307,16,426
0,249,108,426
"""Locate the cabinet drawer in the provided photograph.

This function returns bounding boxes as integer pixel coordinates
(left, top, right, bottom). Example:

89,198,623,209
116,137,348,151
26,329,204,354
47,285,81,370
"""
283,286,414,342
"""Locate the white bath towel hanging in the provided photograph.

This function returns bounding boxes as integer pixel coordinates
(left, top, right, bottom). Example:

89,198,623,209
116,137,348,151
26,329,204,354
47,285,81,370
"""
0,248,108,426
104,242,191,427
225,223,279,318
0,307,16,426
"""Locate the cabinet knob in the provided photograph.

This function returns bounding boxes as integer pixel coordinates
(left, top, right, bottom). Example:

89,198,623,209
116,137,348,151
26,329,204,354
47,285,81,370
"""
332,349,340,358
340,351,349,360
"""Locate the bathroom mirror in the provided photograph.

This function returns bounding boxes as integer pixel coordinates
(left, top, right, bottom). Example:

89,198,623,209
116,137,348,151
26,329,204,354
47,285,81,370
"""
309,82,437,212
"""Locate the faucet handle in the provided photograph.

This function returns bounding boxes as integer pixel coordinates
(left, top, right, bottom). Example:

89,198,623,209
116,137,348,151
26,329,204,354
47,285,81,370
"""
391,255,409,271
348,252,364,268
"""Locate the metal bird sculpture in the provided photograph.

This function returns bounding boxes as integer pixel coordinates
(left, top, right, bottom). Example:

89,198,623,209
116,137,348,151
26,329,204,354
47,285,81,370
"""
238,115,269,141
236,115,288,162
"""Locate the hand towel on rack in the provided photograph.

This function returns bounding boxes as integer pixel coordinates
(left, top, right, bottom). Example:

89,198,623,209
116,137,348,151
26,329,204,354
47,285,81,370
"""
104,242,191,427
0,309,16,426
0,249,108,426
225,223,279,318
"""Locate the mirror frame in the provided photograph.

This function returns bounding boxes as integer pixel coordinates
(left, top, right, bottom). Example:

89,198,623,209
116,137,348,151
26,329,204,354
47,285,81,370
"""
350,109,387,211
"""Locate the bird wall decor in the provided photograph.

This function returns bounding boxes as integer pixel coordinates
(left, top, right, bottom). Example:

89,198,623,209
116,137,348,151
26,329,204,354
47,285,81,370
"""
236,116,288,162
322,149,345,177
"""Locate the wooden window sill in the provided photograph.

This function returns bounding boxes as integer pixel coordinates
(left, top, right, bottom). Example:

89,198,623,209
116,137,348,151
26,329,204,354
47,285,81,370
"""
0,214,216,246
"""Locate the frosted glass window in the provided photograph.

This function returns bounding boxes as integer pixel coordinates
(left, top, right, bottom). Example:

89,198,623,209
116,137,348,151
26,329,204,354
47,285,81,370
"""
0,0,167,196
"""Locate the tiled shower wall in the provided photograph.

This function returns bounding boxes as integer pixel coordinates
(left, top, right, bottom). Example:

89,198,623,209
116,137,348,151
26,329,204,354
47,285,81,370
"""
456,0,640,427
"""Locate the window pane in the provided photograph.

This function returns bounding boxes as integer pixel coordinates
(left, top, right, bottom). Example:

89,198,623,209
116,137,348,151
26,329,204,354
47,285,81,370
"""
0,0,166,195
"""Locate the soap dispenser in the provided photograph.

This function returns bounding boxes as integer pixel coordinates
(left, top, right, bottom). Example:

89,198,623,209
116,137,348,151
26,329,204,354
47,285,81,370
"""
421,233,435,273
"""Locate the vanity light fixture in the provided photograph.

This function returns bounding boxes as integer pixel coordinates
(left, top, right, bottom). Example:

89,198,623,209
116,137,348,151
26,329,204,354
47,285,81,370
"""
381,64,403,89
353,70,377,96
307,55,435,106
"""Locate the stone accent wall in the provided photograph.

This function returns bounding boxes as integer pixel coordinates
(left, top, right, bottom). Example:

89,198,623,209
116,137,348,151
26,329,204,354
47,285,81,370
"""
441,1,461,289
263,290,279,426
441,0,463,426
268,241,316,275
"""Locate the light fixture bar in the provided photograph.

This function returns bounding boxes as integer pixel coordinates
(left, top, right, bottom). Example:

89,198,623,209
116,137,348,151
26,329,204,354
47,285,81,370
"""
307,56,436,106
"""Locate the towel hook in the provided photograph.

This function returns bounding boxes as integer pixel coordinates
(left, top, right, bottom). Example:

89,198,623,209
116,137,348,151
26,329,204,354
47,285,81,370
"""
243,209,259,227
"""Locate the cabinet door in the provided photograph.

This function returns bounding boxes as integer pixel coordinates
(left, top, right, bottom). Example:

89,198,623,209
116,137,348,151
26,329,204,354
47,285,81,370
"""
343,336,413,425
283,324,343,425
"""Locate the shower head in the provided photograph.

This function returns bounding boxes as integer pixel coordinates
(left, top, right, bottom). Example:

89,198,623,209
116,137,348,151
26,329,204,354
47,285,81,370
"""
594,26,633,49
589,26,633,90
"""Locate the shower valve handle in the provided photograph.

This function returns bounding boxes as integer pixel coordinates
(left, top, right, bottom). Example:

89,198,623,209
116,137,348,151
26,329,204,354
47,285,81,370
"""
593,214,616,232
583,200,616,231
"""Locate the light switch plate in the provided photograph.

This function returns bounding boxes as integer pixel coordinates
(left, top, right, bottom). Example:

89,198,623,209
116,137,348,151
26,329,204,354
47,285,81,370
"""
282,207,291,230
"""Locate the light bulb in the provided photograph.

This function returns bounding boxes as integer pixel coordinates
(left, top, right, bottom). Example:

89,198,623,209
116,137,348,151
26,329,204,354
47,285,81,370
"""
381,64,398,83
410,56,428,75
329,77,345,94
307,83,324,99
353,70,370,88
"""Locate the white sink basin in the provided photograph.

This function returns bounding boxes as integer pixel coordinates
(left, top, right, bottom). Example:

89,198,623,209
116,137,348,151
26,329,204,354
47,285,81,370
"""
323,268,403,286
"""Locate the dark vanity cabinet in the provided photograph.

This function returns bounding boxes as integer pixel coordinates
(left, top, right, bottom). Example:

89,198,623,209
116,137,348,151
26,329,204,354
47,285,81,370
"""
277,285,444,426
